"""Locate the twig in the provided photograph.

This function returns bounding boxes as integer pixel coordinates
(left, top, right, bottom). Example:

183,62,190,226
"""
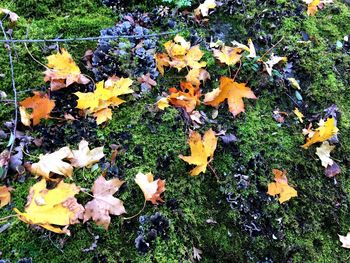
0,30,181,43
122,199,147,220
259,36,285,61
208,163,219,182
0,21,18,178
233,60,242,82
0,214,18,222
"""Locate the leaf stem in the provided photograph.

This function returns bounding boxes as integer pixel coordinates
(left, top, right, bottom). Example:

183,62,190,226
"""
233,60,242,82
122,199,146,220
259,36,284,61
0,214,18,222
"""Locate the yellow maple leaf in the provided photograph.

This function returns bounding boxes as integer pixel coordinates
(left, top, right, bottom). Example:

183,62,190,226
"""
44,48,90,91
156,97,170,110
168,82,201,113
204,76,257,116
135,172,166,204
30,146,73,180
69,140,105,168
155,53,170,76
14,179,84,235
186,68,210,87
267,169,297,204
301,117,338,149
213,46,243,66
194,0,217,17
179,129,218,176
93,108,113,125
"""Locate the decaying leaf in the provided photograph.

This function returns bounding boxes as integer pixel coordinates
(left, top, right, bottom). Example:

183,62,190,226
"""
135,172,166,204
186,68,210,87
30,147,73,180
44,48,90,91
0,8,19,23
262,54,287,76
168,82,201,113
303,0,333,16
194,0,216,18
75,77,133,124
287,78,301,90
267,169,297,204
204,76,257,116
339,232,350,249
19,92,55,126
14,179,84,235
137,73,157,91
179,129,218,176
293,108,304,123
156,97,170,110
213,46,243,66
231,38,256,58
69,140,104,168
83,176,126,229
325,162,341,178
0,186,12,208
193,246,203,261
315,141,334,168
301,117,338,149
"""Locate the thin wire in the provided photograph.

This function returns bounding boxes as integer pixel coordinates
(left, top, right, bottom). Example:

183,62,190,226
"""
0,30,181,43
0,21,18,178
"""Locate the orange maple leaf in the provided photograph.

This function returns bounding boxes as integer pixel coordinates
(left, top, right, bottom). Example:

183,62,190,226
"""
204,76,257,116
0,185,12,208
19,92,55,126
44,48,90,91
267,169,297,204
179,129,218,176
168,82,201,113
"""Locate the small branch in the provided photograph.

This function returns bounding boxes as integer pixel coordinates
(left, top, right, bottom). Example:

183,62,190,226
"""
122,199,146,220
259,37,285,61
208,163,219,182
232,60,242,82
0,30,181,44
0,214,18,222
0,21,18,178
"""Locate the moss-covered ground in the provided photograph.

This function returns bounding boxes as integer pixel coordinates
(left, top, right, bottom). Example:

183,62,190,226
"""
0,0,350,262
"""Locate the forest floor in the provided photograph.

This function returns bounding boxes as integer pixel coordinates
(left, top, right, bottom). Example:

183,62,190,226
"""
0,0,350,262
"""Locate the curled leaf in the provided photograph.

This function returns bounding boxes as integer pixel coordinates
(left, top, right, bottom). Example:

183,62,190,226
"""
135,172,166,204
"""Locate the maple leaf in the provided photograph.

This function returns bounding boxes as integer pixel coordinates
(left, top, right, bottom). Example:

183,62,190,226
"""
164,35,191,57
29,146,73,180
231,38,256,58
204,76,257,116
213,46,243,66
315,141,335,168
44,48,90,91
83,176,126,229
267,169,297,204
179,129,218,176
135,172,166,204
19,92,55,126
303,0,333,16
301,117,338,149
194,0,217,17
193,247,203,261
339,232,350,249
186,68,210,87
137,73,157,91
14,179,84,235
93,108,113,125
293,108,304,123
69,140,105,168
0,185,12,208
155,53,170,76
156,97,170,110
262,54,287,76
168,82,201,113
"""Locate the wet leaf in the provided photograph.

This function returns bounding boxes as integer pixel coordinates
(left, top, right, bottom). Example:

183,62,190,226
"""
83,176,126,229
179,129,218,176
135,172,166,204
14,179,84,235
168,82,201,113
213,46,242,66
262,54,287,76
293,108,304,123
267,169,297,204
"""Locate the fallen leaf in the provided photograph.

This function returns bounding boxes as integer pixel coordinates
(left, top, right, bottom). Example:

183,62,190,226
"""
137,73,157,91
315,141,335,168
262,54,287,76
193,246,203,261
44,48,90,91
325,162,341,178
339,232,350,249
194,0,216,17
231,38,256,58
204,76,257,116
69,140,105,168
179,129,218,176
14,179,84,235
93,108,113,125
0,8,19,23
168,82,201,113
83,176,126,229
287,78,301,90
155,53,170,75
156,97,170,110
30,146,73,180
303,0,333,16
135,172,166,204
267,169,297,204
293,108,304,123
186,68,210,87
19,92,55,126
301,117,338,149
213,46,243,66
0,186,12,208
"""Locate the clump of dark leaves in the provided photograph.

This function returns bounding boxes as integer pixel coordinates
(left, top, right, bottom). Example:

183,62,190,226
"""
135,212,170,253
